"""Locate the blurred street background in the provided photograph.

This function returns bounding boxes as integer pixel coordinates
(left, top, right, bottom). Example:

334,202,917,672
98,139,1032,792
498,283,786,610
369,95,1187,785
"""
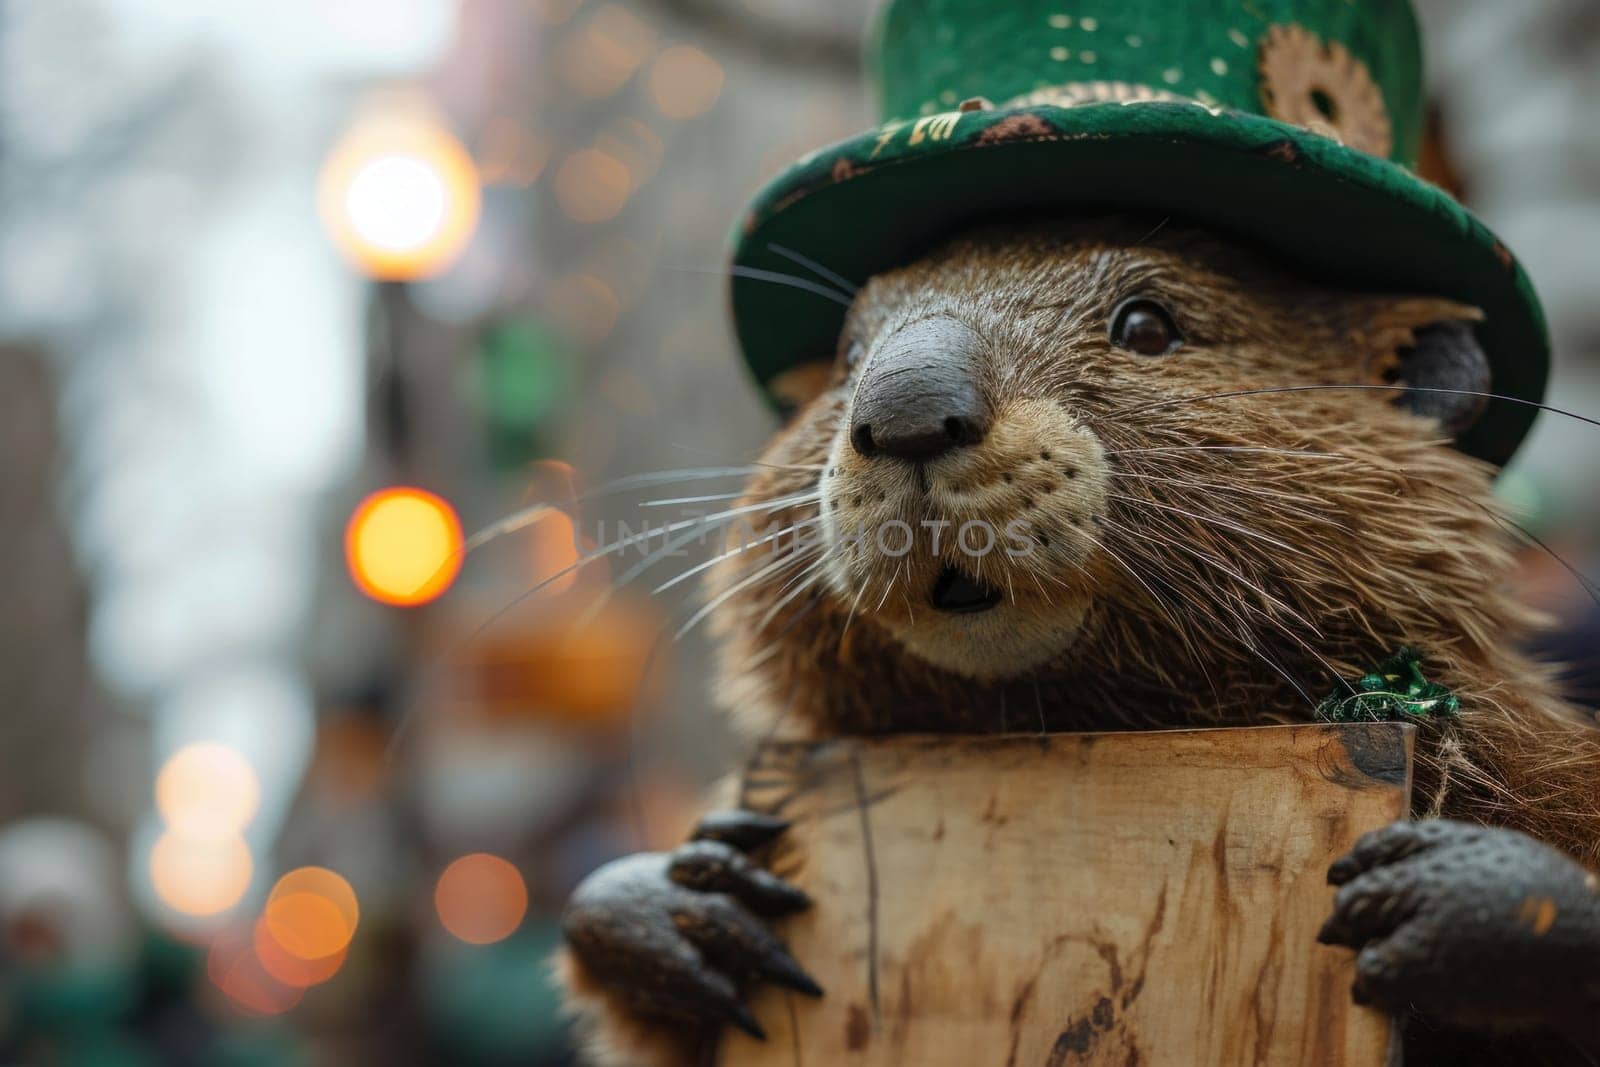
0,1,1595,1063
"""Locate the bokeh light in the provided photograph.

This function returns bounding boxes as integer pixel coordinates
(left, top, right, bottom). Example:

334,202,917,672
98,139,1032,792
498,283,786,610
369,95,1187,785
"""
345,487,465,607
434,853,527,944
594,119,664,187
149,829,253,918
647,45,724,119
557,5,656,98
465,596,664,726
263,867,360,962
318,111,482,280
529,511,581,595
254,915,347,988
208,926,305,1016
477,117,549,188
155,742,260,836
554,149,632,223
547,272,623,343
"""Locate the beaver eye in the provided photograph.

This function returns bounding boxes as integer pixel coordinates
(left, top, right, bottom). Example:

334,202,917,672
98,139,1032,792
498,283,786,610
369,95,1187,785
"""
1110,299,1183,356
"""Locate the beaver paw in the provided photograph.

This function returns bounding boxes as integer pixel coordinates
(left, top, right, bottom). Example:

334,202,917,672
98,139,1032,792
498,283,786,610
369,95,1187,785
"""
1319,820,1600,1035
561,811,820,1042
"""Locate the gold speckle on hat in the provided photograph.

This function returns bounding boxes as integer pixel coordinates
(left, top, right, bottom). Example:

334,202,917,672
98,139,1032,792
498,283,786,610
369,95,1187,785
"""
1258,23,1393,157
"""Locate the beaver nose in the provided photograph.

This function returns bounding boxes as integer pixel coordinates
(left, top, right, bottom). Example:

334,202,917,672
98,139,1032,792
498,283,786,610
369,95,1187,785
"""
848,317,990,462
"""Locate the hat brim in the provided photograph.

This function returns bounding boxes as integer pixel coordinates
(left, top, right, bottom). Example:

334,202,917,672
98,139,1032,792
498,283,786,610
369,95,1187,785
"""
729,101,1548,466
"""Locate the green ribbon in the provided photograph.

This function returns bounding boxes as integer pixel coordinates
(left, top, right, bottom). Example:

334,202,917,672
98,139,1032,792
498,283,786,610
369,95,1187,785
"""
1317,647,1460,724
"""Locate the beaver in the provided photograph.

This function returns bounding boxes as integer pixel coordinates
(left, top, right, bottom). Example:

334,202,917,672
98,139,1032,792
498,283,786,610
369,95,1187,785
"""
555,217,1600,1066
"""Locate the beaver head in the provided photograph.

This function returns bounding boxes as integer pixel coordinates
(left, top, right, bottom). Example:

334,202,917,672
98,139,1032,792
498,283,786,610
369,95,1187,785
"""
709,217,1528,737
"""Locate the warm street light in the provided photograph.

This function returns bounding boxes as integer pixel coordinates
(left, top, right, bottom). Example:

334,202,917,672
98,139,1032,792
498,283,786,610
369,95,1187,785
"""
318,109,481,280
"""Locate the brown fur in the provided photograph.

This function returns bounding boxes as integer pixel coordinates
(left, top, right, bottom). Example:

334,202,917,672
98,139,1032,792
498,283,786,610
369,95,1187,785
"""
562,216,1600,1066
711,217,1600,864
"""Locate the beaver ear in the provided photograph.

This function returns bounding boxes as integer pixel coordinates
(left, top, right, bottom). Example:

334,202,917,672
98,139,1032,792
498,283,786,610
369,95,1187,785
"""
1397,319,1492,435
767,360,836,421
1360,299,1489,436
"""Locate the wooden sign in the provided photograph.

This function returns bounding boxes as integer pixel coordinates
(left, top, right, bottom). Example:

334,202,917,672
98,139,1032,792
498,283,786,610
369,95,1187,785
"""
722,723,1411,1066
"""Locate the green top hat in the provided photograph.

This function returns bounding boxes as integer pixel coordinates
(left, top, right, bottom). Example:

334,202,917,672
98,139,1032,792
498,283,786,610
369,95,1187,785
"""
728,0,1548,466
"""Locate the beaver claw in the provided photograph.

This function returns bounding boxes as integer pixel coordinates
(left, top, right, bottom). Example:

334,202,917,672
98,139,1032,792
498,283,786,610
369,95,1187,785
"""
562,811,820,1040
1319,820,1600,1037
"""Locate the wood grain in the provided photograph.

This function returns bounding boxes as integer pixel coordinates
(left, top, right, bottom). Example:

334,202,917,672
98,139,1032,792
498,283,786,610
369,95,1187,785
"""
721,723,1412,1067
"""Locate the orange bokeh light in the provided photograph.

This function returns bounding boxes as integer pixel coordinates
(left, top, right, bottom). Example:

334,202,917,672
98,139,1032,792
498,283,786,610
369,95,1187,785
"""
553,148,632,223
434,853,528,945
345,487,465,607
647,45,724,120
557,5,656,98
254,916,346,988
547,272,623,344
155,742,260,836
263,867,360,962
318,111,481,280
150,829,253,918
208,926,304,1016
529,510,582,595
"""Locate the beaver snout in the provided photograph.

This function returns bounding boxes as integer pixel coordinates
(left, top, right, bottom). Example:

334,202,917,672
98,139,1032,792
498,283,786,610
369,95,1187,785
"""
848,316,990,463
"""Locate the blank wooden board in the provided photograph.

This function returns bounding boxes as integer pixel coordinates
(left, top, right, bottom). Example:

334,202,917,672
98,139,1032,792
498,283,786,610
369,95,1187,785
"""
721,723,1412,1067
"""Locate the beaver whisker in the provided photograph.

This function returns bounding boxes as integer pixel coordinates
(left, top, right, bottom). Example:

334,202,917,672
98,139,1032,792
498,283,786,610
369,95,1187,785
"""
1124,434,1598,612
1107,492,1311,559
1473,502,1600,608
1111,469,1337,512
757,550,839,632
1076,528,1197,641
1107,514,1348,691
472,496,819,649
1019,567,1055,605
1110,468,1354,538
606,491,822,590
1219,442,1600,613
742,595,827,677
874,560,902,613
1121,383,1600,433
1080,527,1232,699
766,242,860,296
652,515,826,596
1103,444,1345,462
639,490,748,508
1317,448,1599,610
1226,617,1318,710
1097,515,1319,634
838,568,877,643
676,548,816,643
672,264,854,307
468,465,815,551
